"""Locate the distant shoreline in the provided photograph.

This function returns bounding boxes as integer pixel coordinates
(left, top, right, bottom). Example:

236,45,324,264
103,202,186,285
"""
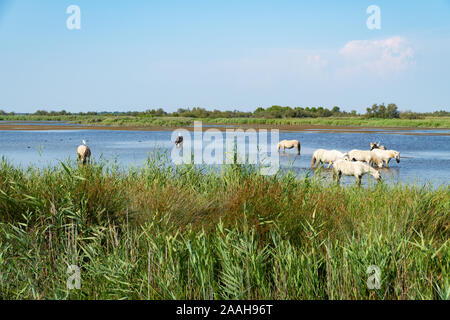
0,120,449,136
1,114,450,129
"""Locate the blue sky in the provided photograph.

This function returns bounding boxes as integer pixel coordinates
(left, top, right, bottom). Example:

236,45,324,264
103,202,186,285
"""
0,0,449,113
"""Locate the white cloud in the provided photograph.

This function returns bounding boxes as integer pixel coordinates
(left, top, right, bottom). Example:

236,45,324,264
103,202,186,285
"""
338,36,415,77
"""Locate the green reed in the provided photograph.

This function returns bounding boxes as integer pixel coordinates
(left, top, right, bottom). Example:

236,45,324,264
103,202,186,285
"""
0,153,448,300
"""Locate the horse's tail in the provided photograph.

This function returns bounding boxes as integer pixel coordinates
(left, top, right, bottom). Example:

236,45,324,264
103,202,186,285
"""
311,155,316,167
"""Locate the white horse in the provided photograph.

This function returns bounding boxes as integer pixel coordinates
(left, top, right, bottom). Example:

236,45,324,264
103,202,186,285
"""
77,140,91,165
332,159,381,185
277,140,301,155
348,149,383,168
371,149,400,168
311,149,349,168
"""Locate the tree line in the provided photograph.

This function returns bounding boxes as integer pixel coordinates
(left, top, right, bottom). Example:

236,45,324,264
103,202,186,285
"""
1,104,449,119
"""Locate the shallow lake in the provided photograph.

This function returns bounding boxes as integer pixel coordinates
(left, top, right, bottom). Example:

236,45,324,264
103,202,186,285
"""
0,123,449,187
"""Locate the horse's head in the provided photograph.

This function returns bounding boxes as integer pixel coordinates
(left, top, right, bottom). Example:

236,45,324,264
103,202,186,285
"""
394,151,400,163
341,153,350,161
370,142,377,150
372,169,381,181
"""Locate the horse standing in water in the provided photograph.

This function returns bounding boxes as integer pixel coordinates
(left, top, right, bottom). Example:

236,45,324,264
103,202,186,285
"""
311,149,349,168
77,140,91,165
332,159,381,185
277,140,301,155
371,149,400,168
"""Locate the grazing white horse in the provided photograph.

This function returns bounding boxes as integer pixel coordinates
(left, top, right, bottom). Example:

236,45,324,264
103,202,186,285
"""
311,149,349,168
77,140,91,165
371,149,400,168
332,159,381,185
348,150,383,168
370,142,387,150
277,140,301,155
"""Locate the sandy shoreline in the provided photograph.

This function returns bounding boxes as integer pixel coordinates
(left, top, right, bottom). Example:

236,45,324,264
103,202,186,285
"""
0,122,449,136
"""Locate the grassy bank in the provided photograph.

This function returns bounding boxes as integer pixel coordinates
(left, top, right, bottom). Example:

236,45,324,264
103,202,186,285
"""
0,154,448,299
1,114,450,128
200,116,450,128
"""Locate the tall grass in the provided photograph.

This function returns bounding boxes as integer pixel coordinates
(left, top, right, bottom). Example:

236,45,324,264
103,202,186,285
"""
0,154,448,300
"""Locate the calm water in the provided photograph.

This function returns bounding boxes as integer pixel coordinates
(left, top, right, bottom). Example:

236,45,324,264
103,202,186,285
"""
0,124,449,187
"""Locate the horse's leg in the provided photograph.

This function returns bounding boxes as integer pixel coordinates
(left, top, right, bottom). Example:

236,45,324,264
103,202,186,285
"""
327,162,332,169
336,171,341,184
385,159,390,168
332,169,338,181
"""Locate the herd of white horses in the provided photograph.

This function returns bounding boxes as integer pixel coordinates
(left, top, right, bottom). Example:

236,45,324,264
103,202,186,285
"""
277,140,400,184
77,137,399,185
